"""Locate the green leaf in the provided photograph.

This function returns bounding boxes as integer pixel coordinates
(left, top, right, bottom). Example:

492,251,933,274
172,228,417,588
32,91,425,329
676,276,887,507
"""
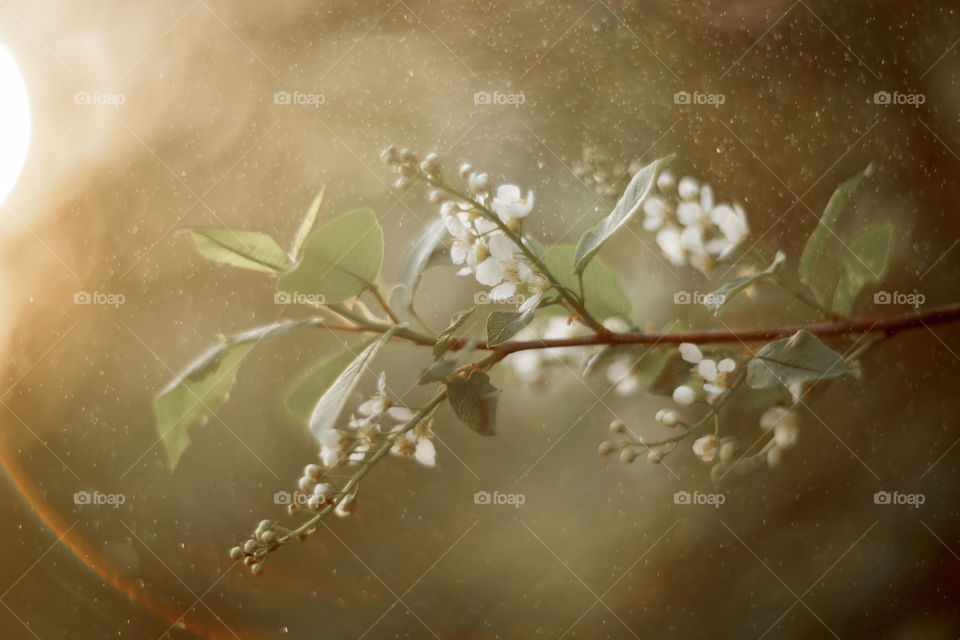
747,330,860,389
278,208,384,304
832,221,893,315
397,217,447,310
285,338,376,423
799,166,872,304
154,342,253,471
183,228,291,274
308,325,402,437
542,244,632,321
290,185,326,259
433,306,479,360
485,308,536,347
573,155,673,274
447,370,499,436
225,318,324,345
704,251,786,314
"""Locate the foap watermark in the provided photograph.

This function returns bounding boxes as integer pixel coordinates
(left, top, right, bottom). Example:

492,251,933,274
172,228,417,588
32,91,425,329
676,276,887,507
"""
273,490,312,506
873,90,925,107
474,90,526,108
74,490,126,508
674,90,725,107
74,291,126,308
273,90,326,108
275,291,326,306
74,90,126,108
674,290,724,306
473,490,526,508
874,490,925,508
874,290,924,308
474,291,528,306
674,490,725,508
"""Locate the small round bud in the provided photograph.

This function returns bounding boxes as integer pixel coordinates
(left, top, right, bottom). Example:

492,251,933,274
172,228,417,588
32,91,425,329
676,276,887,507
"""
598,441,615,456
767,446,784,469
229,546,243,561
656,170,676,194
468,172,489,192
400,148,417,164
620,448,638,464
655,409,667,423
250,562,263,576
421,152,440,174
255,520,271,534
672,385,696,406
394,176,412,191
661,411,679,427
307,495,323,511
458,163,472,179
380,145,397,164
337,494,358,515
609,419,625,434
427,190,443,204
719,441,737,464
313,482,330,498
304,464,323,480
243,539,257,554
287,503,299,515
260,530,277,545
647,449,663,464
710,463,725,483
298,475,317,493
243,555,255,566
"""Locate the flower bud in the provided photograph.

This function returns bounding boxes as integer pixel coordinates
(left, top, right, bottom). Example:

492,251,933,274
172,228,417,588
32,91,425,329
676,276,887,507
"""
337,494,358,516
656,170,676,194
400,148,416,164
661,411,679,427
767,446,784,469
620,448,638,464
598,441,615,456
298,475,317,493
421,152,440,174
243,539,257,554
394,176,412,191
304,464,323,480
250,562,263,576
609,419,625,433
719,441,737,463
260,530,277,545
647,449,663,464
672,385,696,406
428,190,443,204
468,172,489,192
255,520,272,535
307,495,323,511
380,145,398,164
458,163,472,179
229,546,243,561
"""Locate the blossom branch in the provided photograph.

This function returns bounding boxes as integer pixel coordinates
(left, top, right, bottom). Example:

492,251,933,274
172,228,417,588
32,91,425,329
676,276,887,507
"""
454,301,960,355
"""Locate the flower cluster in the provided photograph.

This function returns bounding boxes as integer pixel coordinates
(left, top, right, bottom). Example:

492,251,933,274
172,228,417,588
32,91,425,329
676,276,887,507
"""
319,372,436,472
642,171,749,275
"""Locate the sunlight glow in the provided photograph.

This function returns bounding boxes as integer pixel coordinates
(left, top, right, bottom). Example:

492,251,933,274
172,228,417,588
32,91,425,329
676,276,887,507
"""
0,44,30,206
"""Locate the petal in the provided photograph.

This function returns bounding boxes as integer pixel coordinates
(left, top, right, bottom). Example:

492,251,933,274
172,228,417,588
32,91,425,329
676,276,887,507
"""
414,438,437,467
475,258,504,286
697,359,718,382
678,342,703,364
488,232,516,260
450,241,468,265
495,184,521,202
490,281,517,301
387,406,414,422
672,385,696,406
718,358,736,373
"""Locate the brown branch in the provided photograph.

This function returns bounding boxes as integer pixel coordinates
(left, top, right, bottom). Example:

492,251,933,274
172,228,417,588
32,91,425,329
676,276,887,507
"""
447,302,960,355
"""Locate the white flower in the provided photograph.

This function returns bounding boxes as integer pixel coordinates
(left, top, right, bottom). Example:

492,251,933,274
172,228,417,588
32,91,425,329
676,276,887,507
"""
390,421,436,467
491,185,534,221
678,344,736,401
475,232,535,301
319,429,346,468
692,434,719,462
678,176,700,201
656,227,686,267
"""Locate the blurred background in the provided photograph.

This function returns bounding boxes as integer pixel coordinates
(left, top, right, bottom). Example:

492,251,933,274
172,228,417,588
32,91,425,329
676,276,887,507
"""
0,0,959,637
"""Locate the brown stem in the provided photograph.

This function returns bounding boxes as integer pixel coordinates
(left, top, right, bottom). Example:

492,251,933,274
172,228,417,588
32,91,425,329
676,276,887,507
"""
446,302,960,355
